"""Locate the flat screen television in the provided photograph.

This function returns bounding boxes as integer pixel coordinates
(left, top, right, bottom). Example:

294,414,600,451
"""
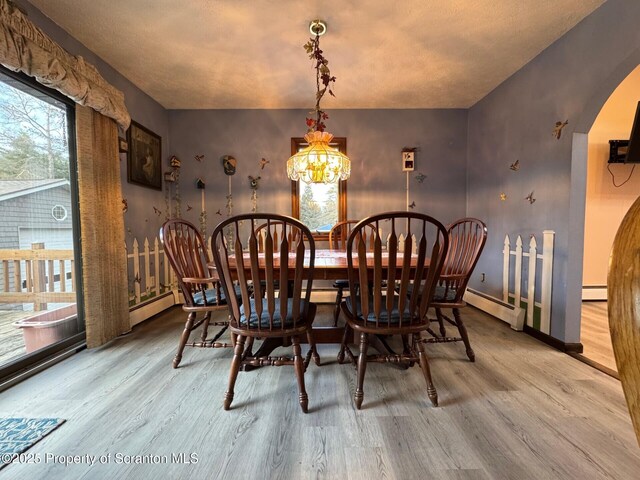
624,100,640,163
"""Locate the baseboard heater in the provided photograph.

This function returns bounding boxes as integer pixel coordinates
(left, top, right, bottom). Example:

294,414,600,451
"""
463,288,525,331
129,291,179,327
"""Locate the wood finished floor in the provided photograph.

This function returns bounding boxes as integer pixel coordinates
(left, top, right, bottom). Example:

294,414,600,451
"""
1,305,639,479
580,301,617,373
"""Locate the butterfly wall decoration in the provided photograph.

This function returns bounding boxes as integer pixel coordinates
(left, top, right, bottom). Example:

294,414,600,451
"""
525,191,536,204
552,120,569,140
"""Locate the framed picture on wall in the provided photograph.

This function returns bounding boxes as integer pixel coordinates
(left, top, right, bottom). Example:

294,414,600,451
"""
127,120,162,190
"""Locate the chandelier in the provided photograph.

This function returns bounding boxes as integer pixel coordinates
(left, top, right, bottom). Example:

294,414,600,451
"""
287,20,351,184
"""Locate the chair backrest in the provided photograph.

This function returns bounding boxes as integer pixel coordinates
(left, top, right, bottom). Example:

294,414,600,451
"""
255,221,301,253
329,220,376,251
212,214,316,332
161,218,219,308
438,218,487,303
345,212,449,328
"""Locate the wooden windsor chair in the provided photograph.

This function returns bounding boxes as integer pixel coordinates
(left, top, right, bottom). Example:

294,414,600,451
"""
161,219,242,368
337,212,449,409
329,220,377,326
211,213,320,413
427,218,487,361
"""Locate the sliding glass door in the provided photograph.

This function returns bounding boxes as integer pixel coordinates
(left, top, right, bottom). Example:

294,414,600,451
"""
0,68,84,379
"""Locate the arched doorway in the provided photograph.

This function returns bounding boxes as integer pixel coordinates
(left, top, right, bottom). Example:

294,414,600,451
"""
562,47,640,363
573,64,640,373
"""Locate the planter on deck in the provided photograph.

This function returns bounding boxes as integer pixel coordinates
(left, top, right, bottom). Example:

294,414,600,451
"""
13,304,78,353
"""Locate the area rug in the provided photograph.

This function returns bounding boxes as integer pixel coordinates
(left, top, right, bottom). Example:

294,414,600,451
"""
0,418,65,470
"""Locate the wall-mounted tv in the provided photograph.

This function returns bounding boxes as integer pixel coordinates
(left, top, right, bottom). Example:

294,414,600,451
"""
624,100,640,163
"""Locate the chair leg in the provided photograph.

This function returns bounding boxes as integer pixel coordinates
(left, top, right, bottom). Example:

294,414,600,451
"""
200,311,212,342
354,332,369,410
337,323,351,364
453,308,475,362
306,329,321,367
402,334,415,367
416,334,438,406
224,335,246,410
292,335,309,413
242,337,255,360
173,312,196,368
333,287,344,327
435,307,447,337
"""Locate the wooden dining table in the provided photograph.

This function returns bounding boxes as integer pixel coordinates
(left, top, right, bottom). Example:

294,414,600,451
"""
213,248,424,281
208,248,427,365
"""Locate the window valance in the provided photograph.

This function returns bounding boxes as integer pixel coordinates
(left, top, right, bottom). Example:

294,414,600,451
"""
0,0,131,129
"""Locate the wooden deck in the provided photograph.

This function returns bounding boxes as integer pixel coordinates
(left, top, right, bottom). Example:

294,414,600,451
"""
1,305,639,478
0,309,30,366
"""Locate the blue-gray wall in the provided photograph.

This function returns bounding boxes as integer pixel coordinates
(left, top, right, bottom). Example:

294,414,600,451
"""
466,0,640,342
167,109,468,233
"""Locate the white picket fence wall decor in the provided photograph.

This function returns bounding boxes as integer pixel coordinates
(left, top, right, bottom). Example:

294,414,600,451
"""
502,230,555,334
125,236,180,326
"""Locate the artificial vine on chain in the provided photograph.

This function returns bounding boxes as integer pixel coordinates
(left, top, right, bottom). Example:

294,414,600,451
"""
303,32,337,132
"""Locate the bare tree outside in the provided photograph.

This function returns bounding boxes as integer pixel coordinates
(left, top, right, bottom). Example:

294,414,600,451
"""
0,86,69,180
299,182,339,232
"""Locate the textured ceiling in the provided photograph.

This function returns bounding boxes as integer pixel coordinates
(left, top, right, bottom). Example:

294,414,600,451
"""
28,0,605,109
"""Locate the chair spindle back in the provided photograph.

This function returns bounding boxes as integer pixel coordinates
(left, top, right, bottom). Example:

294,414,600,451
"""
346,212,449,328
212,214,315,333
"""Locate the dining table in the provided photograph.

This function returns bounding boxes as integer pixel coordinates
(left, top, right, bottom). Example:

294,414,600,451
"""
209,248,428,368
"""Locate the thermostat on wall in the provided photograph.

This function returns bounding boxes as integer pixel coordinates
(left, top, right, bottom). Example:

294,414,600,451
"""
402,151,415,171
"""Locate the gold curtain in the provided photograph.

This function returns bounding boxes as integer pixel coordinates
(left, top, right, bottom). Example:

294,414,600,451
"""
76,104,130,347
0,0,130,129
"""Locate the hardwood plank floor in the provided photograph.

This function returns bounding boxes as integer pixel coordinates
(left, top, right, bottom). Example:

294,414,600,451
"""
0,305,638,479
580,301,617,373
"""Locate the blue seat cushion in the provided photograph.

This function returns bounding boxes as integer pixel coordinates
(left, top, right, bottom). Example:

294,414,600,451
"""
432,285,458,302
404,284,458,302
345,296,415,324
333,279,349,289
239,298,311,328
193,284,242,306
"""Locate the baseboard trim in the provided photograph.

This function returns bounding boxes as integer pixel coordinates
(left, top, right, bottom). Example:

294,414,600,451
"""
582,286,607,301
129,291,178,327
523,325,583,353
463,288,525,331
568,353,619,379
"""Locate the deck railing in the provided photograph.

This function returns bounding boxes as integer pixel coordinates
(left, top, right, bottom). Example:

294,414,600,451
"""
0,242,76,310
0,237,178,312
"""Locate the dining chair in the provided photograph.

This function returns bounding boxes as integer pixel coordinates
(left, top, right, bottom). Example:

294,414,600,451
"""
427,218,487,361
255,220,301,253
329,220,377,326
211,213,319,413
161,219,241,368
337,212,449,409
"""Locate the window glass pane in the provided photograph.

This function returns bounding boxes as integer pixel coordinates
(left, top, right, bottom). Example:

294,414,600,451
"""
0,72,81,367
291,137,347,234
299,182,339,232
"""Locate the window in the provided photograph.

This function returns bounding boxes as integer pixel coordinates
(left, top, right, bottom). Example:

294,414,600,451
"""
0,67,84,380
290,137,347,239
51,205,68,221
